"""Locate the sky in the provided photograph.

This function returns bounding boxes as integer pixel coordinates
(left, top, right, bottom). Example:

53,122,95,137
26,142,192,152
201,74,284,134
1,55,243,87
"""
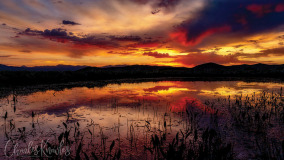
0,0,284,67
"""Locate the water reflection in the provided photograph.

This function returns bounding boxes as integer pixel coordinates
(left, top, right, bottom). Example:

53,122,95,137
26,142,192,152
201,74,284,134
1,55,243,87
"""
0,81,283,159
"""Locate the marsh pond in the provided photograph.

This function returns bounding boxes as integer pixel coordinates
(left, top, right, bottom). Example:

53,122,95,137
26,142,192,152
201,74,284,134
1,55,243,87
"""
0,80,283,159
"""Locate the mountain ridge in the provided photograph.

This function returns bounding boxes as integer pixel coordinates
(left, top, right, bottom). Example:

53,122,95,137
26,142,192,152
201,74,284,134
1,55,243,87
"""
1,62,284,85
1,62,283,72
0,64,88,71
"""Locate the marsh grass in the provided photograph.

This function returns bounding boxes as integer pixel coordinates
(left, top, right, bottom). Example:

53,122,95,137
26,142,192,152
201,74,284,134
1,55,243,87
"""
143,103,234,160
226,89,284,159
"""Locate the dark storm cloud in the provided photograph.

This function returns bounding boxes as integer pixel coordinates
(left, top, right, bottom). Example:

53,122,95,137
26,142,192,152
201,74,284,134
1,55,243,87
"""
62,20,80,25
19,27,162,58
43,28,68,37
173,0,284,46
21,28,120,48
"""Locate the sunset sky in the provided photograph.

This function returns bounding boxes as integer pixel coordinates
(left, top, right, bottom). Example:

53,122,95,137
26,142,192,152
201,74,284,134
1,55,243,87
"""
0,0,284,67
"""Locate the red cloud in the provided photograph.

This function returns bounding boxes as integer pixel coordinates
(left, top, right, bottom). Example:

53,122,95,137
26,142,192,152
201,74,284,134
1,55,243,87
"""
71,43,94,49
169,29,188,46
170,25,231,46
246,4,273,17
246,3,284,16
275,3,284,12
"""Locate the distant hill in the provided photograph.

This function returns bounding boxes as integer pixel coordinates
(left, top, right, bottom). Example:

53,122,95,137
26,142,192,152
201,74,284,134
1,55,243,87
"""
194,62,225,69
191,63,284,76
2,63,283,73
1,63,284,85
78,62,284,76
0,64,87,71
78,65,188,72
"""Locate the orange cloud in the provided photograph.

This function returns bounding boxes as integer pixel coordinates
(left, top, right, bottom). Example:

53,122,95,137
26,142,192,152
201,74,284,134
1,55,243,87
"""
143,51,171,58
129,41,160,48
174,52,252,67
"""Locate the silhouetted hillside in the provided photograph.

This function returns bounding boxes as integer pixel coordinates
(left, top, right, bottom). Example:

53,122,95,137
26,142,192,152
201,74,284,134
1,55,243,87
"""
194,62,225,70
0,63,284,85
191,63,284,76
0,64,24,71
0,64,87,71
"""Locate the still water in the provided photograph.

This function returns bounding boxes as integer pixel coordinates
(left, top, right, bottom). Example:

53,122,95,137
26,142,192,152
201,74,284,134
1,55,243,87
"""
0,81,283,159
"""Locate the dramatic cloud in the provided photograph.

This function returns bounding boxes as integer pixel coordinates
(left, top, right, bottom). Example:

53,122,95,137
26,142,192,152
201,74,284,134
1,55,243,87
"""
171,0,284,47
170,25,231,46
0,0,284,67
